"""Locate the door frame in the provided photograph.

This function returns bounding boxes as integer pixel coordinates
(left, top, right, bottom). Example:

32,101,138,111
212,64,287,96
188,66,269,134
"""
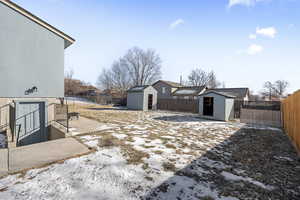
13,100,48,146
148,94,153,110
203,97,214,116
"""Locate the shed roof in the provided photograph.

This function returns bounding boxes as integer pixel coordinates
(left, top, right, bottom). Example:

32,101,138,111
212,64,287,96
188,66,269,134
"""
205,88,249,99
200,90,236,98
127,85,151,93
1,0,75,48
153,80,183,88
172,86,207,96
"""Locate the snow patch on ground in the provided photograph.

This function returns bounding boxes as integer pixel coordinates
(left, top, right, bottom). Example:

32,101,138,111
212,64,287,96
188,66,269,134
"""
221,171,275,190
0,148,150,200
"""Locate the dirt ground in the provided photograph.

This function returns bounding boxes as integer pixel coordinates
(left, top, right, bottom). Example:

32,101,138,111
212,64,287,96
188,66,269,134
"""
0,104,299,200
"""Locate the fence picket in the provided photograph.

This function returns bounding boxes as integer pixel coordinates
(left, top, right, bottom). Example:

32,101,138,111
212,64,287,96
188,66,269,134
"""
282,90,300,153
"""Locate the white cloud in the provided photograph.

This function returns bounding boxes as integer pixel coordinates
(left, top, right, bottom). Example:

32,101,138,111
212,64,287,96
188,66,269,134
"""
247,44,263,55
249,34,257,39
256,27,277,38
228,0,268,8
169,19,184,30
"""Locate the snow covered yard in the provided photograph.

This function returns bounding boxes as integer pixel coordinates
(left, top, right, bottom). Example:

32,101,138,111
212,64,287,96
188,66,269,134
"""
0,105,299,200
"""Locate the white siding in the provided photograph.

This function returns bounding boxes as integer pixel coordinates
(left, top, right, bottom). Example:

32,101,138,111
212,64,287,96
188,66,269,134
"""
199,93,234,121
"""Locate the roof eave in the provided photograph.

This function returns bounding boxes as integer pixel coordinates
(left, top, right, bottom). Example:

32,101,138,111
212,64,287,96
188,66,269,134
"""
1,0,75,48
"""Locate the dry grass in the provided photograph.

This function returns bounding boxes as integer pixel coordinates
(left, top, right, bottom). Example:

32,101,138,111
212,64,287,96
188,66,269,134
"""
154,150,164,155
98,135,122,147
122,144,150,165
162,162,177,172
0,187,8,192
165,143,177,149
97,134,149,165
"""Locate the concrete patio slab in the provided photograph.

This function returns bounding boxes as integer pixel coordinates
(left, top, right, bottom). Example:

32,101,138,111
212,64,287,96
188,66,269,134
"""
69,116,105,135
9,138,90,173
0,149,8,177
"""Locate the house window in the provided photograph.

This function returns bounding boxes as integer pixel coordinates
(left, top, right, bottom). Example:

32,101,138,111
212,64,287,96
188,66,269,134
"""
162,87,166,94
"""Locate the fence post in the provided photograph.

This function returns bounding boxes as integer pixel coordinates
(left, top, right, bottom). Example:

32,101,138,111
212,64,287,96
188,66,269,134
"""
66,104,69,133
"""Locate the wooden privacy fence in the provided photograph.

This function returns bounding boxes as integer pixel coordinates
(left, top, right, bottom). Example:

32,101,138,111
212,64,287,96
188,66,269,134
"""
240,109,282,127
282,90,300,153
157,99,199,113
240,101,282,127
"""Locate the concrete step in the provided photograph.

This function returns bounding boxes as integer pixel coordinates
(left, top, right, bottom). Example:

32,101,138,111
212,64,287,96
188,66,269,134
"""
9,138,91,173
0,149,8,177
0,138,91,177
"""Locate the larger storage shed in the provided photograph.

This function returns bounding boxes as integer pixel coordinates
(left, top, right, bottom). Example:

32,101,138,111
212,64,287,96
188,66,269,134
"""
199,91,235,121
127,86,157,111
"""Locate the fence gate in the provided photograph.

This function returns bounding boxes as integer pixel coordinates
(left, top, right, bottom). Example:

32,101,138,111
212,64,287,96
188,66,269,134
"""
15,101,47,146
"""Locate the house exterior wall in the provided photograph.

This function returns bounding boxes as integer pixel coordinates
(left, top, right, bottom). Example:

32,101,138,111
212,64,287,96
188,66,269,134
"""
153,82,176,99
143,86,158,111
0,98,57,131
0,3,64,97
199,93,228,121
127,92,144,110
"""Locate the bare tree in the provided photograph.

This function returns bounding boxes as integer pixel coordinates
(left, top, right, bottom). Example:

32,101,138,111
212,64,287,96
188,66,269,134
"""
187,68,221,88
188,69,210,86
207,71,221,88
110,60,132,94
64,69,81,96
261,81,276,100
261,80,289,100
121,47,162,86
97,68,114,90
274,80,289,97
65,69,74,79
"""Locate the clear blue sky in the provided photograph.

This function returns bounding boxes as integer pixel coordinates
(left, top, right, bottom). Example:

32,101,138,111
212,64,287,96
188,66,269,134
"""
14,0,300,94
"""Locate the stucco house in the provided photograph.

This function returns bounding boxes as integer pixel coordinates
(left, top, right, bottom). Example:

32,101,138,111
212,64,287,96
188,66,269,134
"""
0,0,74,147
152,80,183,99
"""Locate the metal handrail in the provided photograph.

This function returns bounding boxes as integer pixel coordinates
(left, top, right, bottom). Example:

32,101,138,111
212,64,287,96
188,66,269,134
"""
15,124,22,146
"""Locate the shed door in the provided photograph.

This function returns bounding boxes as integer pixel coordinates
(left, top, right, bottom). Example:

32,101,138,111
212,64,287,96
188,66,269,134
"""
203,97,214,116
15,102,47,146
148,94,153,110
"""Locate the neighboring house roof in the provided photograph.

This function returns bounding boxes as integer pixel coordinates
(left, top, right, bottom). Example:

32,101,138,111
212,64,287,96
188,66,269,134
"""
1,0,75,48
153,80,183,88
205,88,249,99
127,85,151,93
199,90,236,98
172,86,207,96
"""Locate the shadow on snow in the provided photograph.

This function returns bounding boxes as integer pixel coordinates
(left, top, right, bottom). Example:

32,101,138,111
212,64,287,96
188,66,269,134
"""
142,126,300,200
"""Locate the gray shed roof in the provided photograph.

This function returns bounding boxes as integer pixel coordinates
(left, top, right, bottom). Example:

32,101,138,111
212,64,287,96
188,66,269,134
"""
200,90,236,98
205,88,249,99
127,85,150,93
172,86,207,96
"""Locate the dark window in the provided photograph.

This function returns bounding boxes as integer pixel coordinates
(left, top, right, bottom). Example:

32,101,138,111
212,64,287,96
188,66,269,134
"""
203,97,214,116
